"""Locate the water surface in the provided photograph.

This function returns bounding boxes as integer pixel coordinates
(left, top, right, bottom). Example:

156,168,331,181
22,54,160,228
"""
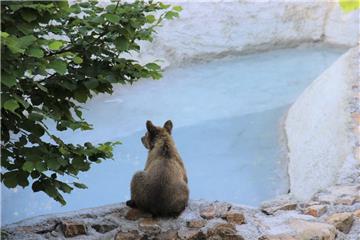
2,46,345,224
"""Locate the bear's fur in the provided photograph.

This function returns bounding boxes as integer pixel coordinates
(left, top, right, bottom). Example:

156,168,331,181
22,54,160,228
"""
126,120,189,217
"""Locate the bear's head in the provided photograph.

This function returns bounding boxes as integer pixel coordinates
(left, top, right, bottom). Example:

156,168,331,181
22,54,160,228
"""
141,120,173,150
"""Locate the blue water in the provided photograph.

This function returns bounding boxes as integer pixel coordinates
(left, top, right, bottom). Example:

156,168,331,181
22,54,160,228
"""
1,46,345,225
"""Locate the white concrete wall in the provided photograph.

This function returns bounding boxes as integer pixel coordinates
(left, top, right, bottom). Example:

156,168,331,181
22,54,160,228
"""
285,47,358,201
133,1,358,68
324,2,360,46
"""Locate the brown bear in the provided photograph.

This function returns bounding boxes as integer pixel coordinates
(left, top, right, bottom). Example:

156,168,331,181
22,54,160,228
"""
126,120,189,217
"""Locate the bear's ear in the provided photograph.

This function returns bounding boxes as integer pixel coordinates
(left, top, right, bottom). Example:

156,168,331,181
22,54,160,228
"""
146,120,156,134
163,120,173,134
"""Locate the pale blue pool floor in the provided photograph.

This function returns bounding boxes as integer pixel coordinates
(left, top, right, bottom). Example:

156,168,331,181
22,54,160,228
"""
2,46,345,224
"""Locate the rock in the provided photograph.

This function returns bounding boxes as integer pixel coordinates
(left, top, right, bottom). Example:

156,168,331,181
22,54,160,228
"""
157,230,178,240
200,206,216,220
138,218,161,233
199,202,231,220
335,196,356,205
354,209,360,218
223,210,246,225
114,230,142,240
326,212,354,234
315,194,337,204
206,223,244,240
298,201,320,208
259,234,297,240
61,221,87,238
125,208,152,221
92,223,118,233
186,219,206,228
262,203,297,215
303,204,327,217
50,231,58,237
213,202,232,217
288,219,336,240
178,228,206,240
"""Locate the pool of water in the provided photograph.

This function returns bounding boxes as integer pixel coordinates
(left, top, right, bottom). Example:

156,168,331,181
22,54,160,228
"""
2,46,345,225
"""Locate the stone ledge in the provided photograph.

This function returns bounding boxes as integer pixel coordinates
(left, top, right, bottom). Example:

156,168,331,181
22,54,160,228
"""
3,186,360,240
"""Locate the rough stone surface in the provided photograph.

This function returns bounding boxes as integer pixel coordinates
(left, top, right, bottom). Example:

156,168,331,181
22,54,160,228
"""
223,211,246,225
303,204,327,217
114,231,141,240
200,206,216,220
92,223,117,234
61,221,87,238
259,235,297,240
288,219,336,240
186,219,206,228
354,209,360,218
2,198,360,240
157,230,178,240
177,228,206,240
131,1,358,69
326,212,354,234
206,223,244,240
261,203,297,215
138,218,161,234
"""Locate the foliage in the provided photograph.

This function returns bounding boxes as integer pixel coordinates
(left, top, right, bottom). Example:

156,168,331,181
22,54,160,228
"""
339,0,360,13
1,1,181,205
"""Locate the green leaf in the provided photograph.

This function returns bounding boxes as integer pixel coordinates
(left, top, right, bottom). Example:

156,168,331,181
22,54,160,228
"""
47,158,61,170
173,6,183,12
3,171,18,188
48,60,67,75
48,41,63,51
36,83,48,92
2,73,17,87
74,88,88,103
14,95,30,109
35,161,47,172
20,9,38,22
145,62,161,71
27,48,44,58
74,108,83,119
73,56,83,64
83,78,99,89
1,32,9,38
29,112,43,121
73,182,87,189
58,182,73,193
4,36,25,54
104,13,120,23
79,2,90,8
18,35,37,49
146,15,156,23
33,124,45,137
114,37,129,51
17,171,29,187
22,161,34,172
160,2,171,9
3,99,20,112
165,11,179,20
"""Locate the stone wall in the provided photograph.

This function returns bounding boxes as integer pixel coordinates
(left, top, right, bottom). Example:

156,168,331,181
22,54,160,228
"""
3,190,360,239
285,47,358,201
131,1,358,68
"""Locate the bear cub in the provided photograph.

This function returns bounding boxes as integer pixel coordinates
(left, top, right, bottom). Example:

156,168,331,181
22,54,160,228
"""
126,120,189,217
